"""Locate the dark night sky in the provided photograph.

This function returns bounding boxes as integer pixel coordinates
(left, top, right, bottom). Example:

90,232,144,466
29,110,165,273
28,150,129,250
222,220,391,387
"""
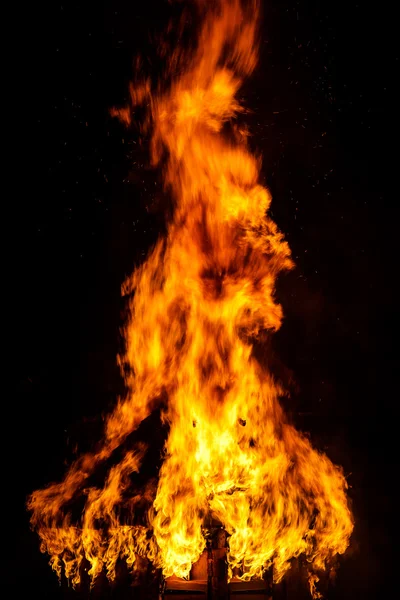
11,1,396,598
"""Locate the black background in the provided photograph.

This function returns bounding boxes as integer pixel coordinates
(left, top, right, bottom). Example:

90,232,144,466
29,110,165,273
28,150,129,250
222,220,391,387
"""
11,1,395,598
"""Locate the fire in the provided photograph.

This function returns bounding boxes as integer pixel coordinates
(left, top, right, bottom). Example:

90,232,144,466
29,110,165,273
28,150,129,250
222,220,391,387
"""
28,0,353,596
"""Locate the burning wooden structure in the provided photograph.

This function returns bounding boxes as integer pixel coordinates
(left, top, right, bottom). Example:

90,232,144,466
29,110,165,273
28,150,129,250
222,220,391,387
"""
27,2,353,598
162,533,272,600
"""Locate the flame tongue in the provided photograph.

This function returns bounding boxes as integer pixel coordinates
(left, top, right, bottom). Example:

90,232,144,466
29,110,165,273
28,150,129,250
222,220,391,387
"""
28,0,353,595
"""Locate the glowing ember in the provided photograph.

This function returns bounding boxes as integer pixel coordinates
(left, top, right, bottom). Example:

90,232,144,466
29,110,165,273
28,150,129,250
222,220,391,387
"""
28,0,353,596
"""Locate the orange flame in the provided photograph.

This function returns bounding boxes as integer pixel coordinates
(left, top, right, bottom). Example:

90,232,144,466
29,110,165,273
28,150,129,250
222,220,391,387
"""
28,0,353,595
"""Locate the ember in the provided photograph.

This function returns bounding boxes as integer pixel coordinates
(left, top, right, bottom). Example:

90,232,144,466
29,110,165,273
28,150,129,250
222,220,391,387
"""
27,1,353,597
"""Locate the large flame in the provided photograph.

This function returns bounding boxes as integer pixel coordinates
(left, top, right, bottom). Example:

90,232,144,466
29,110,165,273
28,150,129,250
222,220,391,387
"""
28,0,353,595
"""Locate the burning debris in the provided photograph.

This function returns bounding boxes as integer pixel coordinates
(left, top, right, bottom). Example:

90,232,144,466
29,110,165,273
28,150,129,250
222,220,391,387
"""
27,1,353,597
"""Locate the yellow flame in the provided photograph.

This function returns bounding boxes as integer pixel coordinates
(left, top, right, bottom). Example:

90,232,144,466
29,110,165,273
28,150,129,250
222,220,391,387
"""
28,1,353,596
